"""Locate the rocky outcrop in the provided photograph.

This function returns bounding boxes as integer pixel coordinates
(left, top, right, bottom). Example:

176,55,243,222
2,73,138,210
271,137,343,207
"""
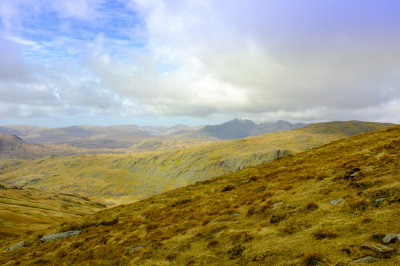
40,230,81,242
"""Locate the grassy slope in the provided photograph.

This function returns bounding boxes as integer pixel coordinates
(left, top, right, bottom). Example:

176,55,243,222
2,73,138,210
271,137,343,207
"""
0,184,105,247
0,121,392,205
1,124,400,265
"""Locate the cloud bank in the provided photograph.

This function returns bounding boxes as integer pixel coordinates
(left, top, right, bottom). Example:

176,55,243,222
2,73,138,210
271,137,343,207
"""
0,0,400,126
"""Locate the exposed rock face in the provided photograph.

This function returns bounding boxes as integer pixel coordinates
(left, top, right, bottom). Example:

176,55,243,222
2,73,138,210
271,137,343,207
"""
40,230,81,242
4,241,25,251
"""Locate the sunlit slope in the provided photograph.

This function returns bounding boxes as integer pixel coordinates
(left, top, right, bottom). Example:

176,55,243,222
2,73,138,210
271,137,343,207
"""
0,121,392,204
0,184,105,247
2,124,400,265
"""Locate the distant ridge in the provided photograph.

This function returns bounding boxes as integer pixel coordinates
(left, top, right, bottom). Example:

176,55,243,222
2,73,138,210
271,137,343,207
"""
0,121,392,204
199,119,307,140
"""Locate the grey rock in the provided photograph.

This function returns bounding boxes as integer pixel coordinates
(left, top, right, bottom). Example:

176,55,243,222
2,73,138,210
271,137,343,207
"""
131,246,145,251
383,233,400,243
232,213,241,216
40,230,81,242
361,242,396,253
354,256,380,263
330,198,344,205
272,202,283,209
375,197,386,203
4,241,25,251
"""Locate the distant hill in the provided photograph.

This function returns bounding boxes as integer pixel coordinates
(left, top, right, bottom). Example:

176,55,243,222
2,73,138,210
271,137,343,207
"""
0,120,305,153
0,125,150,149
2,124,400,265
198,119,307,140
0,134,126,160
0,121,392,204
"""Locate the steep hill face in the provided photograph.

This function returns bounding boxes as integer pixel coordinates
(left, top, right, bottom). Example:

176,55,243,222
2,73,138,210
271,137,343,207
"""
2,125,400,265
0,121,392,204
198,119,307,140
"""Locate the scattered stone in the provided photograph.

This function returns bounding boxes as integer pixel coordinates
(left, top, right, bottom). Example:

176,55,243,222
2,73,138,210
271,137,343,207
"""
330,198,344,205
272,202,283,209
383,233,400,244
361,242,396,253
354,256,380,263
375,198,386,203
232,213,240,216
346,168,361,179
4,241,25,251
40,230,81,242
131,246,145,251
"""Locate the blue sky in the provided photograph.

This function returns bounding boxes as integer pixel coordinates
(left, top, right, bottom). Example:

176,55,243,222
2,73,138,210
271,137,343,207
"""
1,0,400,127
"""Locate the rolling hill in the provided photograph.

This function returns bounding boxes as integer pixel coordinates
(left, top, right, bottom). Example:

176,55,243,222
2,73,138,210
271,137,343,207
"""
0,120,306,152
0,184,105,248
0,121,392,205
0,134,126,160
1,124,399,265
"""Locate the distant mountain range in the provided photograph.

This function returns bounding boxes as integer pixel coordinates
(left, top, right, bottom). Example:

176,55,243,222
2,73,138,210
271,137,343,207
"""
0,134,126,160
199,119,307,140
0,119,308,151
0,121,393,205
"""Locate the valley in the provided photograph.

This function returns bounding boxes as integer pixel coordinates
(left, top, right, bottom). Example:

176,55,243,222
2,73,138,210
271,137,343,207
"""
0,121,391,205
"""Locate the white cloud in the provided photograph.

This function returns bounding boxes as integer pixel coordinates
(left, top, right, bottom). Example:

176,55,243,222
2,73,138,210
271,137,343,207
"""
1,0,400,125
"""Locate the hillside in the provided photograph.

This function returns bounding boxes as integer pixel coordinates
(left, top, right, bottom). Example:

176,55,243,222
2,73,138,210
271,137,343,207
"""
0,134,126,160
0,120,305,151
0,121,392,204
0,184,105,248
2,124,400,265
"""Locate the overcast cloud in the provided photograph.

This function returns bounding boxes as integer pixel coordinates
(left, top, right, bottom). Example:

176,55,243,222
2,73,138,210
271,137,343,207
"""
0,0,400,126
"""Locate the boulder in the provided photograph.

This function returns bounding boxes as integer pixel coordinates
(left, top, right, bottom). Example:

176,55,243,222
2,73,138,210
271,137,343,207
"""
131,246,145,251
375,198,386,203
382,233,400,244
354,256,380,263
361,242,396,253
330,198,344,205
4,241,25,251
40,230,81,242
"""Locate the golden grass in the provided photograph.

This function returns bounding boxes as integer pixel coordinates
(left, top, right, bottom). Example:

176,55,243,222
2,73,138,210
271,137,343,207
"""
0,185,105,247
1,124,400,265
0,121,390,205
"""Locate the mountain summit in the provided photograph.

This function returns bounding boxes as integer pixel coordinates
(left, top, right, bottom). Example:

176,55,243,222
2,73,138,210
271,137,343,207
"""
200,119,306,140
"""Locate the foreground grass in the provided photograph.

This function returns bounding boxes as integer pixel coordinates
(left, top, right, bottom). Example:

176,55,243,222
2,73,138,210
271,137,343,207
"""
1,124,400,265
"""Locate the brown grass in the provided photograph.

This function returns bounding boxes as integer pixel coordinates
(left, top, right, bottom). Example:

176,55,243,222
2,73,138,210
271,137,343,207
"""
2,125,400,265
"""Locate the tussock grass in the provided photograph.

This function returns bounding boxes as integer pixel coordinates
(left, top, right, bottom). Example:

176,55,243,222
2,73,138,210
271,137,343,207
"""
1,124,400,265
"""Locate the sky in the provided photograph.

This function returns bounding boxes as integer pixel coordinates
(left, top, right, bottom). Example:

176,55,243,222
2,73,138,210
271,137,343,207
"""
1,0,400,127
